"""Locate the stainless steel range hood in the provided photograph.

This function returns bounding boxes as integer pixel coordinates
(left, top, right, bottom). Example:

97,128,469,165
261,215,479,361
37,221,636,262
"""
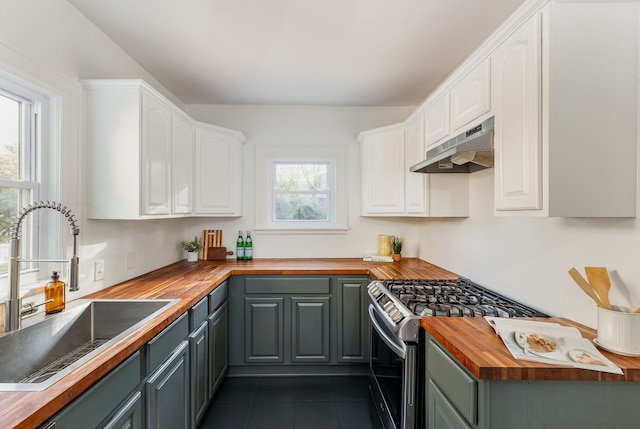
410,116,494,173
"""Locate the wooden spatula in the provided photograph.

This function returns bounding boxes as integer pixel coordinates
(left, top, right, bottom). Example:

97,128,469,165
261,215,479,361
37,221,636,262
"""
568,268,606,308
585,267,612,310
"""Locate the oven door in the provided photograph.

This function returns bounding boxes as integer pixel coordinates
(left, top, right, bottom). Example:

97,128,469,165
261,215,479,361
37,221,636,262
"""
368,305,416,429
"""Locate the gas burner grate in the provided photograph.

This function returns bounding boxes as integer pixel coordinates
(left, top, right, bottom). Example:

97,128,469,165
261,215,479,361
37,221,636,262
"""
383,278,547,318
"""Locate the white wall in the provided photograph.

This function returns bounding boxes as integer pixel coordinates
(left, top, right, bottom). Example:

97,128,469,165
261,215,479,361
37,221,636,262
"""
0,0,188,297
186,104,420,258
418,168,640,328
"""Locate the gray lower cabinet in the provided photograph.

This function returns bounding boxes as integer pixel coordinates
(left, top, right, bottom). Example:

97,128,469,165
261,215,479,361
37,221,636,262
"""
144,313,190,429
244,297,284,363
189,296,209,428
229,275,370,368
427,380,472,429
337,277,370,363
102,391,143,429
291,296,330,362
41,351,142,429
41,282,230,429
145,340,190,429
208,301,228,397
425,333,640,429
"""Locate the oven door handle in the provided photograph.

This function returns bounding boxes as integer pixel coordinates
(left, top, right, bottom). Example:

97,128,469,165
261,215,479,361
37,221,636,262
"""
368,305,407,359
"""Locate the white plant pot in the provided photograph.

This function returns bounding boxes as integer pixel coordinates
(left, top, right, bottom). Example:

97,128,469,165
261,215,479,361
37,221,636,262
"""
186,251,199,262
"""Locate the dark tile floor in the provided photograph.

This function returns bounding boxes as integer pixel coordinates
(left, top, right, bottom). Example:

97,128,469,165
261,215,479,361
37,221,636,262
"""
198,375,375,429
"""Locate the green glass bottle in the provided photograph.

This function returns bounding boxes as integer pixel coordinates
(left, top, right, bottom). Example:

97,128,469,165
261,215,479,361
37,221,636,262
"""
235,230,245,261
244,231,253,260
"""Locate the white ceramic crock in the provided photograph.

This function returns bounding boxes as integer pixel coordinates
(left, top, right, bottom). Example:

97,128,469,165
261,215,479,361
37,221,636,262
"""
597,305,640,356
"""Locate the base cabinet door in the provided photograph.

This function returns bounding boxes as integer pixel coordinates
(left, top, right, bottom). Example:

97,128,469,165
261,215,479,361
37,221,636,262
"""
208,302,228,398
291,296,330,363
337,278,370,363
427,380,472,429
102,391,143,429
244,297,284,363
189,321,209,427
145,341,190,429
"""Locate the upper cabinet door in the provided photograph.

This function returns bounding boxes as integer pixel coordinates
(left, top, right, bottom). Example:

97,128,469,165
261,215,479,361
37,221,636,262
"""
172,113,194,214
405,115,428,216
492,14,542,211
141,92,173,216
450,59,491,133
359,124,405,216
194,122,245,216
424,95,450,148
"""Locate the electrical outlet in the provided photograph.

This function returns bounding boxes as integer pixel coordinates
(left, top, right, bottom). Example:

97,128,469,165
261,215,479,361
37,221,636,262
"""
94,260,105,281
126,252,136,270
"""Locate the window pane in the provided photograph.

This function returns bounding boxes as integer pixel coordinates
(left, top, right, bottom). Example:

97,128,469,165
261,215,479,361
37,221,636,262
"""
0,93,20,180
275,163,328,191
275,193,328,221
0,187,31,275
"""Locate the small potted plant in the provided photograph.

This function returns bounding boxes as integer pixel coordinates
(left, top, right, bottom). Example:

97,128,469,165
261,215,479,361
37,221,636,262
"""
390,235,404,262
180,236,202,262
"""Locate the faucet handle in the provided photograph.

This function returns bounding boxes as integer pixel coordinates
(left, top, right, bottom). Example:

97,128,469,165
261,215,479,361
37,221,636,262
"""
20,299,53,317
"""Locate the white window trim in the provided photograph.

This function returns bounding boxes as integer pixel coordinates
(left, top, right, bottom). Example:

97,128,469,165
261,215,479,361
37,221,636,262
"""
0,66,62,288
255,145,348,234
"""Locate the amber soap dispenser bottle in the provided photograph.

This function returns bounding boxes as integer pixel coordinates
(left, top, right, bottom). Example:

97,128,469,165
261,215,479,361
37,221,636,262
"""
45,271,66,314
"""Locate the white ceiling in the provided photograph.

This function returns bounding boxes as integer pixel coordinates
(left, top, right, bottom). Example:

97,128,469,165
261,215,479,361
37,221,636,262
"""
68,0,526,106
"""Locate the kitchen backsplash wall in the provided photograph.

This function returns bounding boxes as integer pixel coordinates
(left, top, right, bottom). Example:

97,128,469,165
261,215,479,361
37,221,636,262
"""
0,0,186,298
417,169,640,329
185,104,420,259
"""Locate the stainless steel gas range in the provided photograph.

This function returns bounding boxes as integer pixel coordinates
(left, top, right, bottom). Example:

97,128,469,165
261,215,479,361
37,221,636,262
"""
366,278,547,429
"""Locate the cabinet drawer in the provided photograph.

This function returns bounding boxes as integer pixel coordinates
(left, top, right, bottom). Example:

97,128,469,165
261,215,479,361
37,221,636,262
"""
245,277,330,294
209,281,228,312
146,313,188,373
190,296,208,329
427,339,477,424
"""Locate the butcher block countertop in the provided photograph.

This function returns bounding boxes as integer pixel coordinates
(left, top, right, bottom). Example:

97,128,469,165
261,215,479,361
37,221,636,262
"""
4,257,640,428
422,317,640,382
0,257,454,429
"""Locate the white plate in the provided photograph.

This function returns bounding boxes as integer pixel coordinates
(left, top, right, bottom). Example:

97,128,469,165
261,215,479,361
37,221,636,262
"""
593,338,640,357
568,348,610,367
517,332,563,358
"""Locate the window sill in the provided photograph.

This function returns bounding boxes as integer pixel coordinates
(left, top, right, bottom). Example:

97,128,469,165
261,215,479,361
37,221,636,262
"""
254,226,349,235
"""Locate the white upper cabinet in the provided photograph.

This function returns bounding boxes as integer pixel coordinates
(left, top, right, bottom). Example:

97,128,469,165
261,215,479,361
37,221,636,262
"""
141,93,173,215
172,112,195,214
422,59,491,152
358,124,405,216
358,120,468,218
83,79,246,219
405,115,427,216
450,58,492,134
84,80,183,219
193,122,246,216
493,2,638,217
424,95,450,148
492,13,542,212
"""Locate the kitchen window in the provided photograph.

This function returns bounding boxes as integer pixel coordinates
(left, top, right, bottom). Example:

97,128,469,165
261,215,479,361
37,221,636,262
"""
0,71,61,284
255,145,348,234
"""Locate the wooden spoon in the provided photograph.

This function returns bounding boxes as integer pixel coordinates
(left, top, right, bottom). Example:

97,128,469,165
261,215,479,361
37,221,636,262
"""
568,268,606,308
585,267,612,310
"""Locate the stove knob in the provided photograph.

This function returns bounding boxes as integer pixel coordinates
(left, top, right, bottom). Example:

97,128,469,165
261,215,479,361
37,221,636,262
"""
367,285,382,297
383,302,395,312
391,312,405,323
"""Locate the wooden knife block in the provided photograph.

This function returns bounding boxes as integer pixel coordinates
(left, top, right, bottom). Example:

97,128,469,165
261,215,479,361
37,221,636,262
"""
206,246,233,261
